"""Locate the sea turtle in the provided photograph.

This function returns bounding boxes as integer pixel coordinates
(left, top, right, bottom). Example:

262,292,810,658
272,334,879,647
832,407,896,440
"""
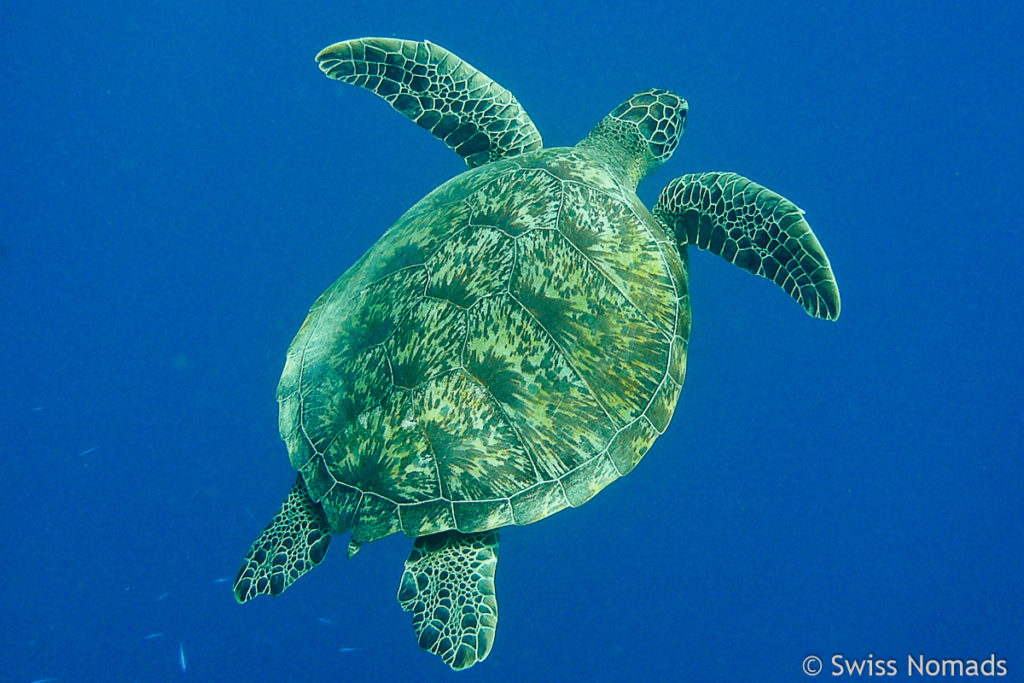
234,37,840,670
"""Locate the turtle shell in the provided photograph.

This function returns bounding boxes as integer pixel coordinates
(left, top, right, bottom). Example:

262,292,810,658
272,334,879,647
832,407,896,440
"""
276,147,690,544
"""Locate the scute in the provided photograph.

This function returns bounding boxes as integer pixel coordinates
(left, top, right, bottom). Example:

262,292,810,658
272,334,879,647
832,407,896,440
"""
559,452,623,507
558,182,678,333
279,147,688,542
327,391,439,505
424,225,514,308
465,295,613,481
385,299,465,389
510,228,670,426
467,168,561,236
415,371,537,503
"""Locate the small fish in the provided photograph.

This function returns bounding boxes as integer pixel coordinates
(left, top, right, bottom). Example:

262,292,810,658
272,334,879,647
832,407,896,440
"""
178,642,187,672
316,617,334,625
212,577,231,584
77,446,99,456
338,647,361,653
143,632,165,640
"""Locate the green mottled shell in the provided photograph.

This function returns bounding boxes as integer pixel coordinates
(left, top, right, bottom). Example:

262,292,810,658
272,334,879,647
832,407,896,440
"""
277,146,690,544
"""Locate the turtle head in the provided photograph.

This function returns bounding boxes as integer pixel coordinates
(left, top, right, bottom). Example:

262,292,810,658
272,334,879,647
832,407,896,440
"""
577,89,688,189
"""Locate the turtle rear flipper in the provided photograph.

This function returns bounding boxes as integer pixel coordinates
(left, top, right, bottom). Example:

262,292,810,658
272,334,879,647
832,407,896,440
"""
398,530,499,670
315,38,543,167
233,475,331,603
655,172,841,320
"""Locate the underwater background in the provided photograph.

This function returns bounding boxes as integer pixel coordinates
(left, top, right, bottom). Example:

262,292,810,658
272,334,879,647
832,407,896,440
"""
2,1,1021,681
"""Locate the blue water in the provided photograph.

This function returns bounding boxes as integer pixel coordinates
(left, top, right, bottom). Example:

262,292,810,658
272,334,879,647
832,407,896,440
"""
3,2,1022,681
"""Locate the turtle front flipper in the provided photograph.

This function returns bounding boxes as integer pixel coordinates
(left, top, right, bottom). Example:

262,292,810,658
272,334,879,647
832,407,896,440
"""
398,530,499,670
315,38,543,167
233,474,331,603
654,172,841,320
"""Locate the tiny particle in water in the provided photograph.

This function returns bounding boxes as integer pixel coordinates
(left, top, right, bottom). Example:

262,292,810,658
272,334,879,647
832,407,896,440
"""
156,591,170,601
213,577,231,584
30,678,59,683
316,617,333,625
178,642,187,672
77,446,99,456
32,406,45,412
338,647,361,653
144,632,165,640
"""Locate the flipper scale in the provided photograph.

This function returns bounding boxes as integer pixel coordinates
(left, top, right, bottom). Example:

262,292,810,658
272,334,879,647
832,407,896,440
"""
316,38,543,167
655,172,840,320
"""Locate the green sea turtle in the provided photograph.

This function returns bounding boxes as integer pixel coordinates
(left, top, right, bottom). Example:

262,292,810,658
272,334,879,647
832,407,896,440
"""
233,37,840,670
